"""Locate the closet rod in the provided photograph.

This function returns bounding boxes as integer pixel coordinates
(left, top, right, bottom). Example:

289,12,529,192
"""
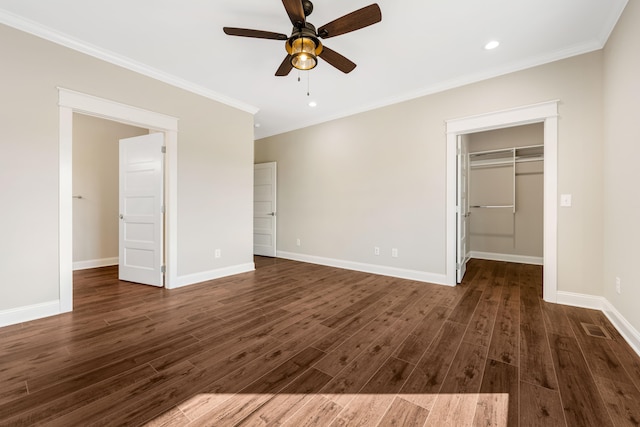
468,144,544,157
470,155,543,166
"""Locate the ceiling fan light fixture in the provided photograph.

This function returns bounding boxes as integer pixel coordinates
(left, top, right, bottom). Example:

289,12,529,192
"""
288,36,322,71
223,2,382,76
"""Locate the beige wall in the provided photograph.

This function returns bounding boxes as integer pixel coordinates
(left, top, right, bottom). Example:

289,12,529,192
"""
468,124,544,258
0,24,254,312
603,2,640,330
72,114,148,265
256,50,604,296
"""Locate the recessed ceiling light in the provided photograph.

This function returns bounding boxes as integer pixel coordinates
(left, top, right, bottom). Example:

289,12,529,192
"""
254,123,261,128
308,101,317,107
484,40,500,50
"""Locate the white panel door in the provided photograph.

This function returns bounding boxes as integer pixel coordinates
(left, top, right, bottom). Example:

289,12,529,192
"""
456,135,470,283
119,133,164,286
254,162,277,257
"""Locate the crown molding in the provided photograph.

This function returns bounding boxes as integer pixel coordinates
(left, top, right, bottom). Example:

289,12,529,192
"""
0,10,259,115
256,39,604,140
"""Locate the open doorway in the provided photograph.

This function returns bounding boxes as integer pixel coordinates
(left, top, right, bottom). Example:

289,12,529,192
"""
466,124,544,266
73,115,167,288
446,101,558,303
72,114,148,271
58,88,179,313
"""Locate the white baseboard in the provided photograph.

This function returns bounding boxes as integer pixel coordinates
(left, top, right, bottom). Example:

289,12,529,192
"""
602,300,640,357
556,290,606,310
173,262,255,289
469,251,543,265
0,263,255,326
557,290,640,357
0,300,61,328
276,251,450,286
73,257,119,271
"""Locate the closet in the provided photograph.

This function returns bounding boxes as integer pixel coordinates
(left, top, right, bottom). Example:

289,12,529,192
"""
467,124,544,264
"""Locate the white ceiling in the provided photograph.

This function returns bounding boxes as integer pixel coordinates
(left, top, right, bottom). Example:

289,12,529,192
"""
0,0,628,139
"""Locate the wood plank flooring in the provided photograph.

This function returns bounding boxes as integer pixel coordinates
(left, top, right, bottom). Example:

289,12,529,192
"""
1,258,639,426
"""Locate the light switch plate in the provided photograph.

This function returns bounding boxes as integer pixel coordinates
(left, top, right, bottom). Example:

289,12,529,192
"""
560,194,572,207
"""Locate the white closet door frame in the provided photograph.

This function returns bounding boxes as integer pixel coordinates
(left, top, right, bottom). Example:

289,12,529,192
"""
58,88,179,313
446,100,558,303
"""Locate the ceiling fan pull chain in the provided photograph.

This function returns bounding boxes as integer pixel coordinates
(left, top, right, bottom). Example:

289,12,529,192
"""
307,71,310,96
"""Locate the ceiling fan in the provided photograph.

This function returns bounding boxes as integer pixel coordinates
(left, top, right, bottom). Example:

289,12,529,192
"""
223,0,382,76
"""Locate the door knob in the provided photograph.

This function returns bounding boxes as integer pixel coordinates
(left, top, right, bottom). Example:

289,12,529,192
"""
268,212,276,216
119,214,124,220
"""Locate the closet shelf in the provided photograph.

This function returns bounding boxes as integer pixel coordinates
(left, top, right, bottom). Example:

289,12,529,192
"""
467,145,543,215
469,144,543,168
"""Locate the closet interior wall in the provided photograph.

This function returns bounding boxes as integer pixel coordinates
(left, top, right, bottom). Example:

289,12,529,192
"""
72,114,149,269
467,123,544,264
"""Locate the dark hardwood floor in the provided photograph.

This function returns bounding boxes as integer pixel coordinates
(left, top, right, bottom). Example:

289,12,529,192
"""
1,258,639,426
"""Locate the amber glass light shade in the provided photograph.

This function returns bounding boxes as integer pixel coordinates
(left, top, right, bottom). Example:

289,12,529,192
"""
290,37,318,70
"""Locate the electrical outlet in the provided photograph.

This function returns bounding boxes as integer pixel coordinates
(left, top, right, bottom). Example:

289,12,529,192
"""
296,238,301,247
374,246,380,256
392,248,398,258
616,277,621,294
215,249,221,259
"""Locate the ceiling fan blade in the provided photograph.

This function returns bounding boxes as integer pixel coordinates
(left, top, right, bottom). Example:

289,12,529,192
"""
223,27,288,40
276,55,294,76
319,46,357,73
317,4,382,39
282,0,306,28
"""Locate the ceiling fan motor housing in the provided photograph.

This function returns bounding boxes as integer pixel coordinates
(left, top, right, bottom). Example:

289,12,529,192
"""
302,0,314,17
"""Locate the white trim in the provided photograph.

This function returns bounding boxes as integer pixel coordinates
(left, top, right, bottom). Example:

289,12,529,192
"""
602,300,640,357
556,291,640,357
59,106,73,313
73,257,119,271
447,101,559,134
0,10,258,116
58,88,179,311
277,251,451,286
164,130,179,289
174,263,255,289
542,112,559,303
0,300,61,328
556,291,605,311
59,89,179,130
469,251,543,266
445,100,559,303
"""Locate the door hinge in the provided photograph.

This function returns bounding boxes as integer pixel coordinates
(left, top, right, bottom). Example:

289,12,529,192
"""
161,146,166,154
161,205,165,214
161,265,166,274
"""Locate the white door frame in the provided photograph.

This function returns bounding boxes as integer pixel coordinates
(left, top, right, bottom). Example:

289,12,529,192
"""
445,100,558,302
58,88,179,313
